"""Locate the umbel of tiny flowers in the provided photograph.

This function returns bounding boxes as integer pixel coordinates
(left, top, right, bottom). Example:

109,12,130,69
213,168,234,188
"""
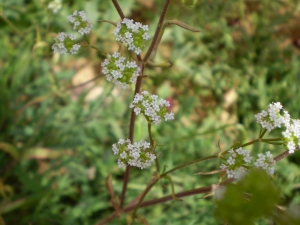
255,102,290,132
282,119,300,154
112,139,156,169
113,18,150,55
254,151,276,175
101,52,141,88
67,11,92,35
52,32,81,55
130,91,175,125
48,0,62,14
220,147,252,180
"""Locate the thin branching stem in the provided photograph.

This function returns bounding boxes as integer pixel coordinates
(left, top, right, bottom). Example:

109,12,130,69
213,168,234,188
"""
120,62,145,208
111,0,145,208
147,122,160,172
111,0,125,19
161,154,218,177
96,147,299,225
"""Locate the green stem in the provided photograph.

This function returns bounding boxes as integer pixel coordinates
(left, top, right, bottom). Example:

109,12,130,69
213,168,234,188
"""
148,122,160,172
90,45,107,56
261,138,282,142
84,34,90,45
148,122,154,146
239,139,260,148
259,128,267,138
131,176,160,219
161,154,218,177
239,137,282,148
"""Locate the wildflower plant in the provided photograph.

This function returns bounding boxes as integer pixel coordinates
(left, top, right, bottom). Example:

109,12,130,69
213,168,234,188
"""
51,1,300,224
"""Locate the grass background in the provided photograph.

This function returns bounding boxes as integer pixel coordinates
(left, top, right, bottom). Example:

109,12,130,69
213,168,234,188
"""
1,0,300,224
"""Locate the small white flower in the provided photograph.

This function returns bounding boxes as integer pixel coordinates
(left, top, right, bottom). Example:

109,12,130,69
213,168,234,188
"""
112,139,155,169
101,52,140,88
52,32,81,55
113,18,150,54
254,151,276,175
130,92,174,125
221,147,252,179
67,10,92,35
282,119,300,153
255,102,290,132
227,156,235,165
48,0,62,14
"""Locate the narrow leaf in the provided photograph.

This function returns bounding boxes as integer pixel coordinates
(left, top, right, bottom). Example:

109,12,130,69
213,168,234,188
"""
164,20,200,32
164,175,182,201
105,175,120,210
194,169,223,175
98,20,117,26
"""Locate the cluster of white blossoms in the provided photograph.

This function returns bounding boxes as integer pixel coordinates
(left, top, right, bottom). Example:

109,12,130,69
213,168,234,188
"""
113,18,150,55
282,119,300,154
53,11,92,55
255,102,300,154
101,52,141,88
130,91,174,125
52,32,81,55
255,102,290,132
67,11,92,35
112,139,156,169
220,147,252,180
48,0,62,14
254,151,276,175
221,147,278,178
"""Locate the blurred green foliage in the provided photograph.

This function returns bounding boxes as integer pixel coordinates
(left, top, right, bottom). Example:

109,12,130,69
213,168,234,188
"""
1,0,300,224
215,169,281,225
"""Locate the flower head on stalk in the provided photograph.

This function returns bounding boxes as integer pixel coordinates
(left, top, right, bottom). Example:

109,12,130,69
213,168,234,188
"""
220,147,252,180
112,139,156,169
48,0,62,14
101,52,141,89
254,151,276,175
130,91,174,125
52,32,81,55
255,102,290,132
113,18,150,55
67,11,92,35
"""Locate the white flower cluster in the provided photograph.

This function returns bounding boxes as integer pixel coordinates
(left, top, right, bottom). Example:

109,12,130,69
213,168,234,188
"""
52,32,81,55
113,18,150,55
112,139,156,169
255,102,290,132
220,147,252,180
282,119,300,154
101,52,141,88
130,91,174,125
254,151,276,175
67,11,92,35
48,0,62,14
255,102,300,154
